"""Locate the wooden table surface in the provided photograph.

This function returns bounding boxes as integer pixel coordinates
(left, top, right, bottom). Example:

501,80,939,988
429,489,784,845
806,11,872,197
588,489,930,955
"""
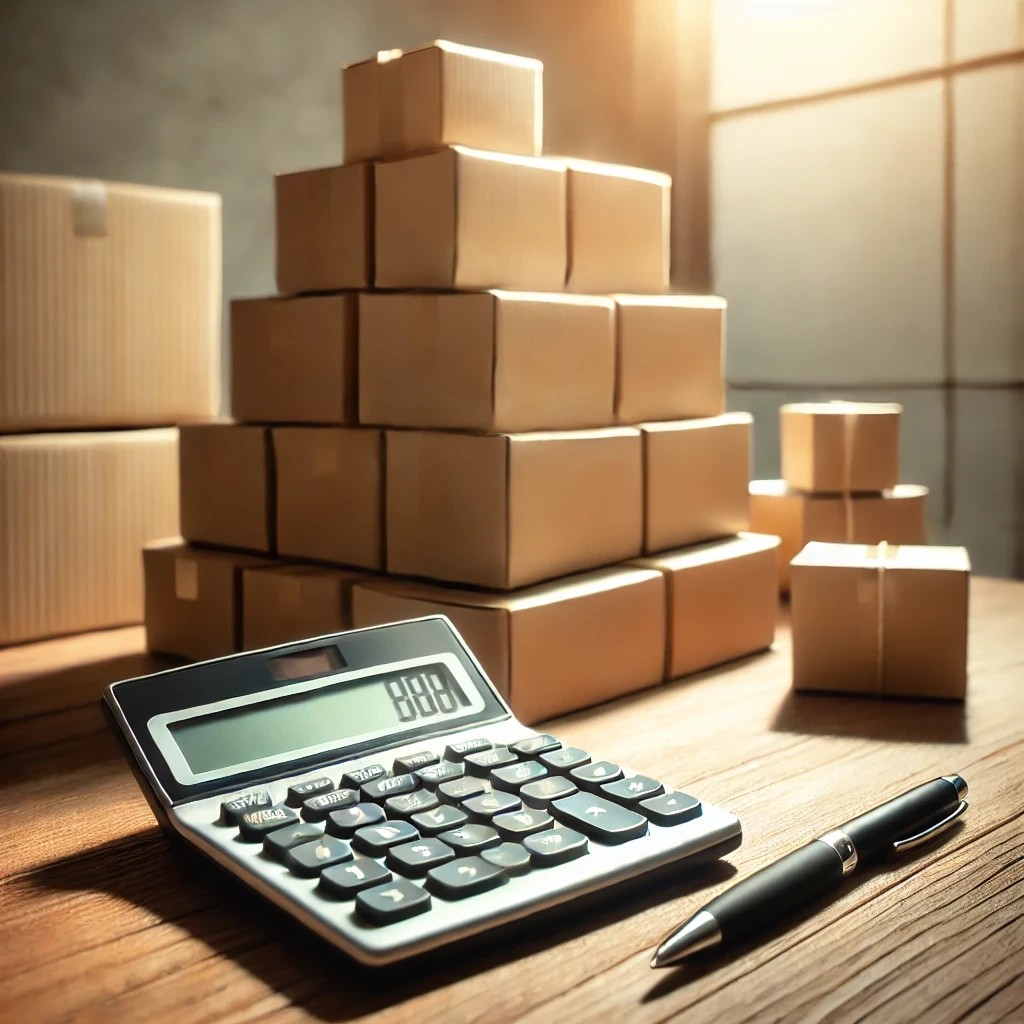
2,579,1023,1024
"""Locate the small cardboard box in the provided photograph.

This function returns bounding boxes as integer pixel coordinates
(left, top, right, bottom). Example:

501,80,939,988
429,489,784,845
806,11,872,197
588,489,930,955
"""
750,480,928,592
351,566,665,725
386,428,643,589
781,402,902,494
275,163,372,295
144,541,274,661
359,291,615,432
1,429,180,646
274,428,384,570
231,294,358,425
565,160,671,293
0,173,220,430
242,564,364,651
179,423,273,553
343,41,542,163
375,146,566,291
641,413,751,554
633,533,780,680
791,542,970,699
614,295,726,424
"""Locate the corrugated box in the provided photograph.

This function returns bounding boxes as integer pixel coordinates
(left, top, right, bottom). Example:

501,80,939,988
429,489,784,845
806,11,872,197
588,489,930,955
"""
0,173,220,431
343,41,542,163
565,160,671,293
144,541,274,661
1,429,180,646
750,480,928,592
791,541,969,699
633,533,780,680
351,566,665,725
359,291,615,432
179,423,273,553
274,427,384,570
231,294,357,425
375,146,566,291
641,413,751,554
276,163,373,295
386,428,643,589
615,295,726,423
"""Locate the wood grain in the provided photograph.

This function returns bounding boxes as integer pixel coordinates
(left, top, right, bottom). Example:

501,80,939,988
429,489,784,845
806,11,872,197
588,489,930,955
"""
1,578,1022,1023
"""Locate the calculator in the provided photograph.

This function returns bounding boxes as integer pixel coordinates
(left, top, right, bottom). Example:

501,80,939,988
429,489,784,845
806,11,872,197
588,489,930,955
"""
104,616,741,965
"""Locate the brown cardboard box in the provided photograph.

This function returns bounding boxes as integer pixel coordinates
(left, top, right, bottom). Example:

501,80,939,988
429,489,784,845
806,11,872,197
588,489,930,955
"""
242,565,364,651
0,429,180,645
275,163,372,295
791,542,969,699
231,294,357,425
144,541,274,661
386,428,643,589
750,480,928,592
179,424,273,553
343,41,542,163
0,173,220,431
274,428,384,569
615,295,726,423
781,401,902,494
641,413,751,554
565,160,670,293
351,566,665,725
359,291,615,431
633,533,780,680
375,146,566,291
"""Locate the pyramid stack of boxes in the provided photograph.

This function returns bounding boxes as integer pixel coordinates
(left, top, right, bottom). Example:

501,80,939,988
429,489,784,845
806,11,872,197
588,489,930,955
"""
143,41,781,724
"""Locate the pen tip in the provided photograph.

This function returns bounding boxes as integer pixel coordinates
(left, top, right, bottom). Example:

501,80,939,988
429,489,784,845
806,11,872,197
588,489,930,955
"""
650,954,662,969
649,910,722,969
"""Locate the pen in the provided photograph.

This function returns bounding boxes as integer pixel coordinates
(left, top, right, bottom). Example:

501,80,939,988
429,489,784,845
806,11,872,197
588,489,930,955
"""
650,774,969,968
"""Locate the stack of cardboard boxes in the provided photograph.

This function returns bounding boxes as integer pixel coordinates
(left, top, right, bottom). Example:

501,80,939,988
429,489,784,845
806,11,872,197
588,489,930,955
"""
144,41,780,723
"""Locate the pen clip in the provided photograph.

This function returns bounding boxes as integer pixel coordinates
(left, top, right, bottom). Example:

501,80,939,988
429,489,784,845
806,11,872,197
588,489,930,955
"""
891,800,968,854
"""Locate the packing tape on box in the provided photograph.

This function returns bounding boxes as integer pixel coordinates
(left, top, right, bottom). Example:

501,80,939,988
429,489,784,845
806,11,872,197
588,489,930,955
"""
376,49,406,154
72,180,108,237
842,410,855,543
865,540,903,695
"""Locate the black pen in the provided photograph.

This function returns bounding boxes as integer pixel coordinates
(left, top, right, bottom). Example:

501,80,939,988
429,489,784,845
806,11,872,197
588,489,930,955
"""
651,774,969,968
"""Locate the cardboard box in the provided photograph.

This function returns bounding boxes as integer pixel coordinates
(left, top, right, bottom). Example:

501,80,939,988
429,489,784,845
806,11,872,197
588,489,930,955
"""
343,41,542,163
615,295,726,423
641,413,751,554
633,533,780,680
242,565,364,651
791,542,969,699
566,160,671,293
274,428,384,570
351,566,665,725
375,146,566,291
0,173,220,431
386,428,643,589
0,429,180,646
750,480,928,592
144,541,274,661
781,401,902,494
179,424,273,553
231,294,357,425
275,163,372,295
359,291,615,432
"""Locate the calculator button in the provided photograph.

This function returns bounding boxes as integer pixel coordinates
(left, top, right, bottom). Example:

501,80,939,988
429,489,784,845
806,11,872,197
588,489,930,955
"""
490,760,549,793
439,824,501,853
463,791,522,820
444,737,493,762
520,776,578,809
437,777,488,805
342,763,386,789
551,793,648,845
481,842,533,876
601,775,664,806
540,747,591,773
287,835,353,877
356,879,431,925
263,822,324,861
326,803,385,839
221,790,271,825
238,805,300,842
511,734,561,757
393,750,440,774
464,747,518,777
570,762,624,792
362,773,418,803
524,827,589,866
416,761,466,788
385,789,440,819
387,838,456,877
286,776,333,807
319,857,391,898
301,787,359,822
640,791,702,826
426,856,506,900
492,807,553,841
411,804,469,837
352,820,420,856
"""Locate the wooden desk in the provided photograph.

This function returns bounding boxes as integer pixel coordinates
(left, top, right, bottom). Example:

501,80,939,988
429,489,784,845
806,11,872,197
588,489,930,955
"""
2,579,1023,1023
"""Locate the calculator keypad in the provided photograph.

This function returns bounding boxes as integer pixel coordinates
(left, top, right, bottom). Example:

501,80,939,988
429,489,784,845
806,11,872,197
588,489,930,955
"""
287,835,353,877
386,838,456,877
416,761,465,788
342,764,386,789
426,856,506,899
326,803,385,838
490,760,548,792
264,822,324,861
239,805,299,842
462,791,522,821
385,789,439,819
520,776,578,809
570,762,623,792
320,857,391,897
411,804,469,836
444,737,492,762
353,820,420,856
481,842,533,876
286,776,333,807
439,824,501,853
437,777,487,805
540,747,591,772
524,827,589,867
221,790,271,824
464,747,518,776
302,788,358,822
356,879,431,924
362,773,418,803
551,792,648,845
